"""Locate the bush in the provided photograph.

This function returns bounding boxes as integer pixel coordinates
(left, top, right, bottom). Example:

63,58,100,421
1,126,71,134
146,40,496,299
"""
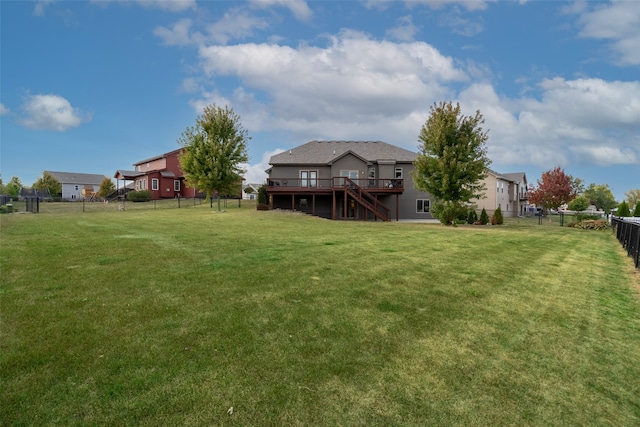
256,203,270,211
257,184,269,205
494,206,504,225
432,201,468,226
617,201,631,217
467,209,478,224
127,190,152,202
574,213,601,222
568,219,611,231
479,208,489,225
567,195,590,212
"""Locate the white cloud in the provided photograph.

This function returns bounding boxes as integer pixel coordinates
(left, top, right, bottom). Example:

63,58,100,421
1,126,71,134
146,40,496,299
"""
154,18,195,46
196,30,466,141
20,94,90,131
248,0,313,21
241,148,285,184
205,8,270,45
33,0,56,16
0,103,10,115
386,15,419,41
407,0,495,12
458,77,640,169
90,0,196,12
573,1,640,66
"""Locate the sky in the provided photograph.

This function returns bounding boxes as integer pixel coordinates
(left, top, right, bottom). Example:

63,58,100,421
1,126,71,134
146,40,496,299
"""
1,0,639,202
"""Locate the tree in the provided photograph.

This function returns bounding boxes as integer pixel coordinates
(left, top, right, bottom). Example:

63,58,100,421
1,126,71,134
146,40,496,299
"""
583,183,616,214
625,189,640,207
412,101,491,225
617,201,631,217
178,104,250,211
567,195,590,212
528,167,576,213
494,205,504,225
633,201,640,217
257,183,269,205
33,171,62,197
98,177,116,199
5,176,22,197
479,208,489,225
0,175,5,195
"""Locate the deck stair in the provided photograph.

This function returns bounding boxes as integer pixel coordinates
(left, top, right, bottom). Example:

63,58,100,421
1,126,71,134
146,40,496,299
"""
343,178,390,221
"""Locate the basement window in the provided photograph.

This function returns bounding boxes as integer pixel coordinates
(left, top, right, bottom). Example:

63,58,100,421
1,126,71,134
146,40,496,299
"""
416,199,430,213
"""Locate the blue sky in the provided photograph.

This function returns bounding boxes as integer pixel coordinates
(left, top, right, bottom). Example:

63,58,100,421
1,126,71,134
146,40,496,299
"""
1,0,638,201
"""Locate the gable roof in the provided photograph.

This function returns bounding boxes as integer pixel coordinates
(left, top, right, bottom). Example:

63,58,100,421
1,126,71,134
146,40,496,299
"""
134,148,182,166
269,141,417,165
47,171,106,186
486,169,527,185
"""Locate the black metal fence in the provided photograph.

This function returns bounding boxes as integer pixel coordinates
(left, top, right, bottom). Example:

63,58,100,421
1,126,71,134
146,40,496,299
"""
611,217,640,269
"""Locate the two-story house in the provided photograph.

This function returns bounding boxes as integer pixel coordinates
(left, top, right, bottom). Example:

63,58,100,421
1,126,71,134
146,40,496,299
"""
472,170,529,218
47,171,107,201
114,149,202,200
266,140,434,221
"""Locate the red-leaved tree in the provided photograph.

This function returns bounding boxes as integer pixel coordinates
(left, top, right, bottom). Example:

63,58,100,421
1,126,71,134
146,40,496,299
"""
528,167,577,213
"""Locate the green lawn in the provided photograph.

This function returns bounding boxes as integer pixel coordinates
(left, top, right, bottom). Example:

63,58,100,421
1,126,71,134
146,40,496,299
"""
1,205,639,426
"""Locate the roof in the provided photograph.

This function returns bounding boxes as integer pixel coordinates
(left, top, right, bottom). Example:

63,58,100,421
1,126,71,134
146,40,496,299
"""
486,170,527,185
134,148,182,166
47,171,106,186
269,141,417,165
114,170,144,180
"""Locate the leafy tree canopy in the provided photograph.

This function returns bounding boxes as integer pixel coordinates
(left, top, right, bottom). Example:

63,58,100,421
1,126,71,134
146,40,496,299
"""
98,177,116,198
5,176,23,197
411,101,491,224
583,183,616,214
625,189,640,207
33,171,62,197
567,195,590,212
178,104,250,211
528,167,577,212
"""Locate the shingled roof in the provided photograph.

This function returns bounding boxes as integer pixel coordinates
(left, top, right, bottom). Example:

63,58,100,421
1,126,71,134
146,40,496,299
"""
269,141,417,165
47,171,106,186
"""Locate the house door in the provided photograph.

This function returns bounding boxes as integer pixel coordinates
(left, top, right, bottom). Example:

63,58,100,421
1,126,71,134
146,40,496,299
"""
340,170,359,187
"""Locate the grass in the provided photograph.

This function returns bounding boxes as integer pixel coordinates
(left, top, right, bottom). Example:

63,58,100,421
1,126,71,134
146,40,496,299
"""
1,204,639,426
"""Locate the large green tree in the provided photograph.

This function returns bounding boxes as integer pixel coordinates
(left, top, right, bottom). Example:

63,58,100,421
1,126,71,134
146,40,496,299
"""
178,104,250,211
528,167,576,213
412,101,491,225
33,171,62,197
583,183,616,214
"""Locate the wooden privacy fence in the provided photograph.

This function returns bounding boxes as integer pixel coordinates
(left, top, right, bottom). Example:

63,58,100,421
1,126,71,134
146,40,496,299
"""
612,217,640,269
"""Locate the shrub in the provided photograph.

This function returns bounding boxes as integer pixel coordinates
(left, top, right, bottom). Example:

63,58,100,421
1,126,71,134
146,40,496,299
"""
617,201,631,217
575,213,601,222
494,206,504,225
479,208,489,225
256,203,270,211
568,219,612,231
633,201,640,217
432,201,468,226
257,184,269,205
567,195,590,212
467,209,478,224
126,190,151,202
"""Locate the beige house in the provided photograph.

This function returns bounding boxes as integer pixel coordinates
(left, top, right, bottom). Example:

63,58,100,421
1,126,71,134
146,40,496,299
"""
472,170,530,218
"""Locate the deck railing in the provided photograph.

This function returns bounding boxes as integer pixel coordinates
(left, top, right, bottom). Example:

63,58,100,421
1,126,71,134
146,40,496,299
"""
267,177,403,191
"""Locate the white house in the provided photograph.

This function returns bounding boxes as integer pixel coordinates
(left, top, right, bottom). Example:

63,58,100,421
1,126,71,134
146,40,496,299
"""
47,171,107,201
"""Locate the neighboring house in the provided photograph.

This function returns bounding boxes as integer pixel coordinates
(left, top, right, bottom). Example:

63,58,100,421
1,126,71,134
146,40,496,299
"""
115,149,242,200
47,171,106,201
242,183,263,200
266,140,434,221
471,170,530,218
115,149,201,200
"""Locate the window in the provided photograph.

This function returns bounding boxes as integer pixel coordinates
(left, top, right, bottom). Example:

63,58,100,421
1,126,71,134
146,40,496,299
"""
300,170,318,187
174,180,181,191
152,179,159,190
417,199,430,213
395,168,403,179
75,185,79,191
147,163,150,170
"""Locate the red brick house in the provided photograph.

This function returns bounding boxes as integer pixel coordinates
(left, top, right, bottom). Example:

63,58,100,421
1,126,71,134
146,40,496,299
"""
114,149,202,200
